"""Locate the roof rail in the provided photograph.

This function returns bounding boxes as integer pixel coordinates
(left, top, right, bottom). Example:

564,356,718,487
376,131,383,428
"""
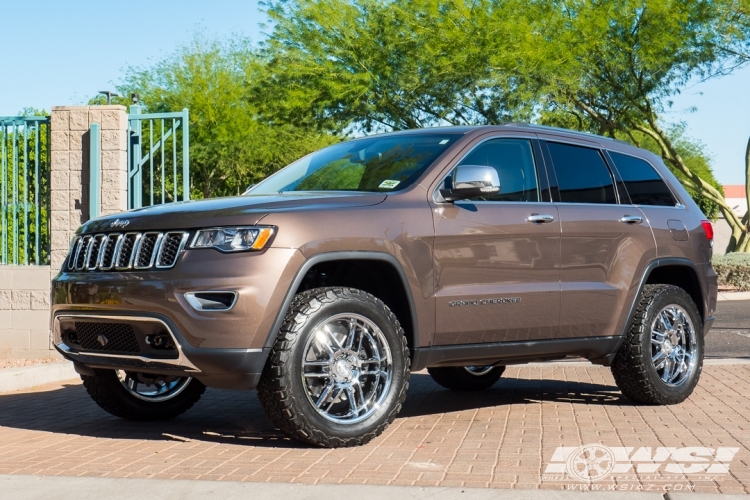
502,122,631,145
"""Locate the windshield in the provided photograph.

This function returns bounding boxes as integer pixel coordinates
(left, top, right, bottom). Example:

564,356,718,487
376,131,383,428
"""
248,133,461,194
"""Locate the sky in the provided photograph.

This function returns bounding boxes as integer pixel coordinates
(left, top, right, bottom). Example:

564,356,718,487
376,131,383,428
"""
1,1,748,185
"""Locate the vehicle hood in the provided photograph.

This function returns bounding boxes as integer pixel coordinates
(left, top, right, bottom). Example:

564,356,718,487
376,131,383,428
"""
80,192,388,233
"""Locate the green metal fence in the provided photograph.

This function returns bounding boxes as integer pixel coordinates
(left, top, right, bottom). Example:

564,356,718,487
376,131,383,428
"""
0,116,50,265
127,106,190,209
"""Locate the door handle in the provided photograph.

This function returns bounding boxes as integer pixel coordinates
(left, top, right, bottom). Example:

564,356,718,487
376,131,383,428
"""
619,215,643,224
526,214,555,224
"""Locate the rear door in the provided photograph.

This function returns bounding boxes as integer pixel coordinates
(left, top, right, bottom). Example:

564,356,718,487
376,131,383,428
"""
606,150,696,258
540,138,657,339
431,134,561,345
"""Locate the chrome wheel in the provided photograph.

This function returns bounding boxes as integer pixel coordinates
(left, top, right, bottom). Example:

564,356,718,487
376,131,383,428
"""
116,371,193,402
650,304,697,388
301,313,393,424
464,366,494,376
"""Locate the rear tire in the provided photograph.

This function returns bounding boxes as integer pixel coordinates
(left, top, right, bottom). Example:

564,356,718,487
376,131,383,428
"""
428,365,505,391
611,284,704,405
82,369,205,421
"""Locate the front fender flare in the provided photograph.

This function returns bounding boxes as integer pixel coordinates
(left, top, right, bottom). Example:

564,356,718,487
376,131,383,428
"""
262,251,420,353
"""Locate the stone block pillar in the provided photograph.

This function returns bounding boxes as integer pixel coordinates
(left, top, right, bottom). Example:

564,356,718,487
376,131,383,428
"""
49,105,129,273
1,105,129,359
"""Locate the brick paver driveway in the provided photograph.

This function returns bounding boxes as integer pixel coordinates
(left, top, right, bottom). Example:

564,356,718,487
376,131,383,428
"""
1,363,749,494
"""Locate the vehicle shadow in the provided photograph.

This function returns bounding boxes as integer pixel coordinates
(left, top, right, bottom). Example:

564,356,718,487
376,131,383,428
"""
0,372,627,448
399,372,628,418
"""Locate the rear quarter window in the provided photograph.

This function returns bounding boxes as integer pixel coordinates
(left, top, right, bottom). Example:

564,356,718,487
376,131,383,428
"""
609,152,677,207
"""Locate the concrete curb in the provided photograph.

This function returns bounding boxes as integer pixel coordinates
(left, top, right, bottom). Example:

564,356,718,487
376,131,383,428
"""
717,291,750,301
0,475,671,500
0,362,77,393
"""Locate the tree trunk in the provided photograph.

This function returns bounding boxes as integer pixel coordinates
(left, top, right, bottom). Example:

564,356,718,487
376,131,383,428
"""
731,136,750,253
745,134,750,241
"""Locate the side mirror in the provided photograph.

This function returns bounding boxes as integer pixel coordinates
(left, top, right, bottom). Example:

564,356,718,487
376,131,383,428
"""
439,165,500,202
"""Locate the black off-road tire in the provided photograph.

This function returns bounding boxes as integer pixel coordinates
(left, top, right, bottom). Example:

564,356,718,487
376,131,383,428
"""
611,284,704,405
427,366,505,391
81,369,206,420
257,287,410,448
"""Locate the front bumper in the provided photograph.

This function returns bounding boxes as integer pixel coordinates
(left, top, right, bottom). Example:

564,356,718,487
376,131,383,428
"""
53,312,269,389
51,247,304,390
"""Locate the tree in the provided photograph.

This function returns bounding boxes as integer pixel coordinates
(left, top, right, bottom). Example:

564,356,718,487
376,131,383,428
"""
520,0,750,250
254,0,537,132
108,36,337,199
257,0,750,250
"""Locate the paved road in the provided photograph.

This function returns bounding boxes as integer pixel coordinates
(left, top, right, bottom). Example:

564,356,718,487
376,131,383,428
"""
2,363,750,494
707,301,750,358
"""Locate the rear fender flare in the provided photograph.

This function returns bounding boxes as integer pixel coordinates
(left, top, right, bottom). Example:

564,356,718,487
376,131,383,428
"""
609,257,707,357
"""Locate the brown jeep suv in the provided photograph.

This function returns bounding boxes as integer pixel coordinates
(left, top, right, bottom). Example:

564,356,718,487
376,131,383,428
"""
52,124,717,447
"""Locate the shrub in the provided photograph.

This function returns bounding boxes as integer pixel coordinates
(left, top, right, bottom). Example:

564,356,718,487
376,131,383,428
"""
712,253,750,291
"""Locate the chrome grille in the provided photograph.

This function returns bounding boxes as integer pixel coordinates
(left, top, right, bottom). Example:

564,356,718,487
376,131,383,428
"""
67,231,189,272
134,232,162,269
86,235,105,270
157,232,189,268
116,233,139,269
74,236,91,270
99,234,120,270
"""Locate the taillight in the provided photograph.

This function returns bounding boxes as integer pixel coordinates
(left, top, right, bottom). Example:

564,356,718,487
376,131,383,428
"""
701,220,714,246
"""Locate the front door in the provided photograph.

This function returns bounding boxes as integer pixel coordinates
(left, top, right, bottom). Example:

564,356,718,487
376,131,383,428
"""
432,136,561,345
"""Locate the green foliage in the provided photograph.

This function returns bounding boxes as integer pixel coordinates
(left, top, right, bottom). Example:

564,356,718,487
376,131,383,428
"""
82,1,749,214
257,0,750,134
109,36,337,199
526,0,750,124
713,252,750,291
254,0,536,132
523,0,749,220
1,109,51,265
257,0,742,216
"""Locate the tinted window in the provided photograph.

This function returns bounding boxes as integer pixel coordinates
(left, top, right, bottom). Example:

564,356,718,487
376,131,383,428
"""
451,138,540,202
547,142,617,204
250,133,460,194
609,152,676,206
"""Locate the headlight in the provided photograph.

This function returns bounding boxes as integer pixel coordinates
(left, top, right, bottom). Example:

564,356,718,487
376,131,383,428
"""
190,226,275,252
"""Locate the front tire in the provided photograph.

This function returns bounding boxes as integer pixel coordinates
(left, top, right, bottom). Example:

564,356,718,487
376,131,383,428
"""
428,365,505,391
81,369,205,420
257,287,410,447
611,284,704,405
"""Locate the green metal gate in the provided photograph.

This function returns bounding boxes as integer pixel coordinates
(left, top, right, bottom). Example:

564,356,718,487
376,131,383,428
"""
0,116,50,265
127,106,190,210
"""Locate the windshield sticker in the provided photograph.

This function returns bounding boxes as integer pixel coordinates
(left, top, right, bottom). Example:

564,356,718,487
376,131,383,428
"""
439,139,449,144
379,180,401,189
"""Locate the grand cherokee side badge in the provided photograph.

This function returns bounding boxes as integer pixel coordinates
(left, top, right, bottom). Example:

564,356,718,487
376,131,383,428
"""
110,219,130,229
449,297,521,307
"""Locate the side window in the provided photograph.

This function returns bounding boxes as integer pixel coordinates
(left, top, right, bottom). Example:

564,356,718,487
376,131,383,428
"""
609,152,677,207
452,138,540,202
547,142,617,204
